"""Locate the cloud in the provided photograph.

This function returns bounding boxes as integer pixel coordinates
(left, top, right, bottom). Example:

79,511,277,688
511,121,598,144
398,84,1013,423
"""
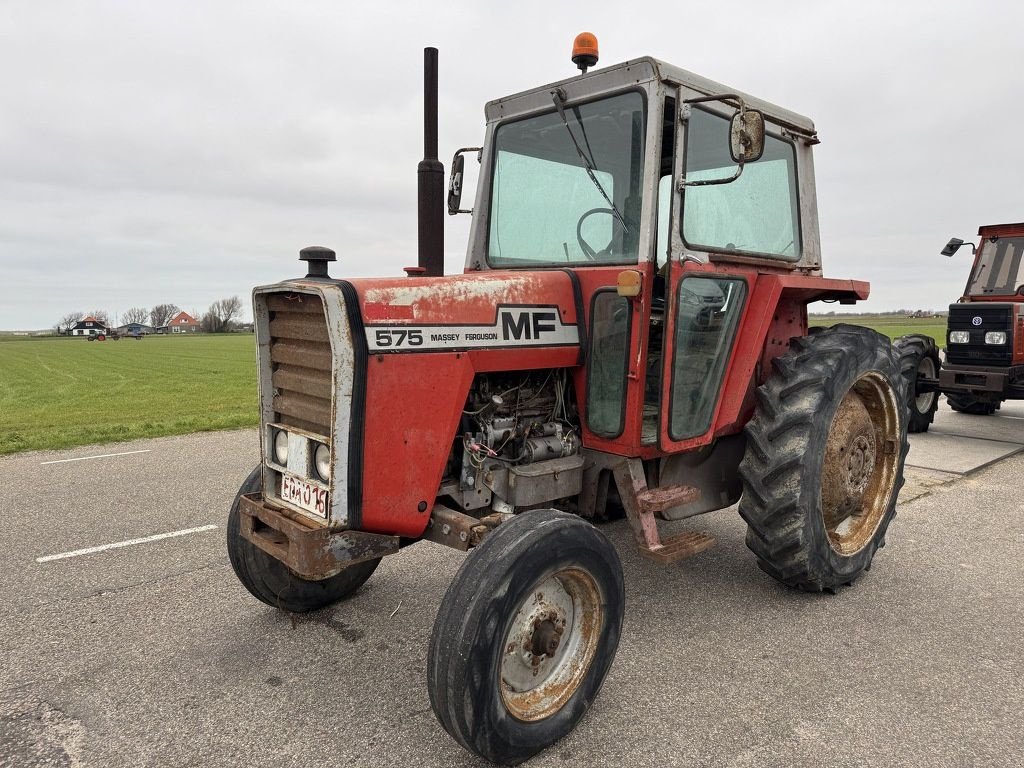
1,1,1021,328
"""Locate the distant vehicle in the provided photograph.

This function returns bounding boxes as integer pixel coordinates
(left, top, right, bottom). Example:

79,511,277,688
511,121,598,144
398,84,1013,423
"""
897,221,1024,431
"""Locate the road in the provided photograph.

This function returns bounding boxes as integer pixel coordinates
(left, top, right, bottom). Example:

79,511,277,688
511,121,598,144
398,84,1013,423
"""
1,401,1022,767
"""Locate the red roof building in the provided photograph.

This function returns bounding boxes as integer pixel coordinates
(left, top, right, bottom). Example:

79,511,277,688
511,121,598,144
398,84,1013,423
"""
167,311,199,333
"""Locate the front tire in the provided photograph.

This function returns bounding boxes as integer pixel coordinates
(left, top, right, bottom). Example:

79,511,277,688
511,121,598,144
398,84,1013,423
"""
947,393,999,415
893,334,940,432
226,466,380,613
427,510,624,765
739,325,909,592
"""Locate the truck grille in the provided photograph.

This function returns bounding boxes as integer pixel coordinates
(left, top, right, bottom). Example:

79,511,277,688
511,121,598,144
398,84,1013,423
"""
946,303,1013,367
266,293,333,436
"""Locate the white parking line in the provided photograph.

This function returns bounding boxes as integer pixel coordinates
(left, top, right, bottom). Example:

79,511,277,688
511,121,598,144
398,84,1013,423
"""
40,449,151,466
36,525,218,563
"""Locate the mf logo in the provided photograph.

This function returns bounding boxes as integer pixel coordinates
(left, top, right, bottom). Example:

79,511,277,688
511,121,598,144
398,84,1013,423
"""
972,316,983,326
500,308,558,341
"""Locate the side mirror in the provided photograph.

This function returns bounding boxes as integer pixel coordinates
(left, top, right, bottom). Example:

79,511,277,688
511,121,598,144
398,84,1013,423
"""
679,94,764,188
940,237,976,257
730,109,765,164
447,147,481,215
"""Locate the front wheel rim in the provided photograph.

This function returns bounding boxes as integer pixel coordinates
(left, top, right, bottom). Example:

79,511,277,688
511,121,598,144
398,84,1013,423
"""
499,567,603,722
915,356,937,413
820,371,901,555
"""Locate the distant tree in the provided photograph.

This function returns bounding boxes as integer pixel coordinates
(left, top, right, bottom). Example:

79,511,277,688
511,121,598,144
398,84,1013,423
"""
57,311,84,335
122,307,149,325
150,304,179,328
88,310,110,327
203,296,243,333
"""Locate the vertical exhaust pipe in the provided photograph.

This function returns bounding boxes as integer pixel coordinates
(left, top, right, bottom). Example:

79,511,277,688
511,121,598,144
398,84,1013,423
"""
418,47,444,277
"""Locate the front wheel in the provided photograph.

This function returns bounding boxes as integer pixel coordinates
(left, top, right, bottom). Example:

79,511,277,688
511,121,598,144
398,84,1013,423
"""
739,324,909,591
894,334,940,432
226,466,379,613
947,393,999,415
427,510,624,765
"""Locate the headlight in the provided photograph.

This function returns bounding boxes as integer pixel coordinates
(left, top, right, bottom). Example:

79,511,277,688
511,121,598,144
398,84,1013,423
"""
949,331,970,344
273,429,289,464
314,443,331,481
985,331,1006,345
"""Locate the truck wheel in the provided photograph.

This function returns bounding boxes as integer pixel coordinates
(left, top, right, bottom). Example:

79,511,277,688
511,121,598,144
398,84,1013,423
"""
427,510,624,765
947,394,998,415
226,466,379,613
739,324,908,592
893,334,940,432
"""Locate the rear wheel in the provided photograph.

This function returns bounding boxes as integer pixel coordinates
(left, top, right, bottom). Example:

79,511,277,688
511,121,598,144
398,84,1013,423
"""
739,325,908,591
427,510,624,765
893,334,940,432
947,393,999,415
226,466,379,613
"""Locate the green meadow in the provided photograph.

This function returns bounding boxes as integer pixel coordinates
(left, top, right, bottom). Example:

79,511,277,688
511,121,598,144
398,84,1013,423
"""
0,334,257,455
810,315,946,346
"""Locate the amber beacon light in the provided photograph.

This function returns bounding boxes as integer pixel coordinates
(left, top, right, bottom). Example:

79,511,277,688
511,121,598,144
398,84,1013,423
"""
571,32,599,73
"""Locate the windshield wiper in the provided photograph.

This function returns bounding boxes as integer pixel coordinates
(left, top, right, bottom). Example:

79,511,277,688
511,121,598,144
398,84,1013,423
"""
551,88,630,233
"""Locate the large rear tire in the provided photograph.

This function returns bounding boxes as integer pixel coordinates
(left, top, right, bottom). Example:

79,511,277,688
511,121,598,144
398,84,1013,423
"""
226,466,379,613
739,325,909,592
947,393,999,415
427,510,624,765
893,334,940,432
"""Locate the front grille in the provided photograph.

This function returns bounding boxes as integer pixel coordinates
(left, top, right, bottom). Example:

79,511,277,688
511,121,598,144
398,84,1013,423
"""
266,293,333,435
946,303,1013,366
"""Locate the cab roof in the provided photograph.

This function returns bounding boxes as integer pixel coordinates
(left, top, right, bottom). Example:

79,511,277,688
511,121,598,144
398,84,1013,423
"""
485,56,816,138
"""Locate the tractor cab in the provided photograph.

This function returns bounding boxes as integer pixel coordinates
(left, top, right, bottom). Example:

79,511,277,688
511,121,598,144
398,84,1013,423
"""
947,223,1024,300
450,55,861,464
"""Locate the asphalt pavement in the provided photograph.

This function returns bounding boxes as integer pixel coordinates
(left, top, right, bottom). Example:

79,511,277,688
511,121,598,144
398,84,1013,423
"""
1,401,1022,767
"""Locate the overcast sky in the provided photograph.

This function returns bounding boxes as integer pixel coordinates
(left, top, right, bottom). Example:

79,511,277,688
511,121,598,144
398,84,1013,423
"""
1,1,1020,330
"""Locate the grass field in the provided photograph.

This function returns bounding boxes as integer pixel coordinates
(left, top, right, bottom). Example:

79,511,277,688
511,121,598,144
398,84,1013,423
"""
810,315,946,346
0,334,257,456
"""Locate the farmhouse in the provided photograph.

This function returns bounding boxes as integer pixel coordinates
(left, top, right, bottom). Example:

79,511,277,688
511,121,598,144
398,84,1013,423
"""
71,317,108,336
163,311,199,334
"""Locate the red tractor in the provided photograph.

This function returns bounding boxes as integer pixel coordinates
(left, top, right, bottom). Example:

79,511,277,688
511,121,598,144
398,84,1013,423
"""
897,222,1024,431
227,37,910,764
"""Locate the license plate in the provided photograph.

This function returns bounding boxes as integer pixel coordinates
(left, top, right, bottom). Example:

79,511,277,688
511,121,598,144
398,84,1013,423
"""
280,473,329,518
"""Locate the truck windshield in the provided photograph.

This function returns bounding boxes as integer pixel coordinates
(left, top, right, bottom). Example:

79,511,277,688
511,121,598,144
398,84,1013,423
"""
487,91,646,266
966,237,1024,296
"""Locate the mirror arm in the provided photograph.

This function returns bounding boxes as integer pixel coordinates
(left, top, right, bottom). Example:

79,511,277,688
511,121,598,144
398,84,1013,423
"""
684,92,746,111
678,163,744,190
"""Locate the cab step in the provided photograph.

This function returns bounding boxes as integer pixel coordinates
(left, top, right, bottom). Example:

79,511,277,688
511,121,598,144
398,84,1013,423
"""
601,456,714,565
635,484,701,516
637,531,716,564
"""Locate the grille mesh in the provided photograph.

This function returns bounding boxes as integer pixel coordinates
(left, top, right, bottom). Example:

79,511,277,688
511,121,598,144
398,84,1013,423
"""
266,293,332,436
947,304,1013,366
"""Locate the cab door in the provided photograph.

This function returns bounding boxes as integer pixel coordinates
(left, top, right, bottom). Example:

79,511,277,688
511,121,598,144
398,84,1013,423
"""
657,260,749,452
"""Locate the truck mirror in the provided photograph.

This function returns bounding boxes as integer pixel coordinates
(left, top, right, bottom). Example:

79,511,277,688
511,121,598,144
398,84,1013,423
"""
730,109,765,164
941,238,965,257
447,153,465,215
447,147,481,215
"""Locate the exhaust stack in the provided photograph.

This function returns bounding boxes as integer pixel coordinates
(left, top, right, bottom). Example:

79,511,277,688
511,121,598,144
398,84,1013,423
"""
417,47,444,277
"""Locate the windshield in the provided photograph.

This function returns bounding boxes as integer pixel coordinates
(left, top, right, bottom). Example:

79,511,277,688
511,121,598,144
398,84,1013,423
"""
487,91,646,266
966,236,1024,296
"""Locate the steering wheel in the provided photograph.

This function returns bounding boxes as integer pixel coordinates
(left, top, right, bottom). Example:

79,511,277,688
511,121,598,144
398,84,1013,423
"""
576,207,626,261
